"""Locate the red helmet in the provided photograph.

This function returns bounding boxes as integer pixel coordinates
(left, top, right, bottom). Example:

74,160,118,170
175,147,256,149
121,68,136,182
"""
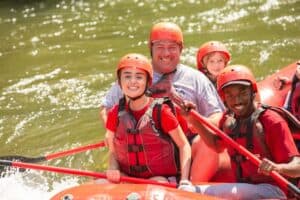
149,22,183,48
197,41,231,71
117,53,153,85
217,65,257,99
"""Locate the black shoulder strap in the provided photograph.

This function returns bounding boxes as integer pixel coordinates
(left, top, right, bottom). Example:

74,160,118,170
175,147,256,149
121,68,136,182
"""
154,97,180,172
155,97,176,134
246,107,266,150
118,96,126,113
287,75,299,112
117,96,127,126
261,104,300,131
229,107,265,150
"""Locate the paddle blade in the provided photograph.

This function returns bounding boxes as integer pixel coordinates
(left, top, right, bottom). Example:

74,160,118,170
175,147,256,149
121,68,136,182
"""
0,155,45,163
0,156,45,173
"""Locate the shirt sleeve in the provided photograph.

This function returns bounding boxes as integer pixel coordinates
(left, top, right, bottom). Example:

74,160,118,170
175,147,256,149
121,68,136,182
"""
101,82,124,109
106,105,119,132
174,65,225,117
263,110,299,163
175,106,189,133
196,75,225,116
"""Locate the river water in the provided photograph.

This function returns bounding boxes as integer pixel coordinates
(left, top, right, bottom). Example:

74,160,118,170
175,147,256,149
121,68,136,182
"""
0,0,299,199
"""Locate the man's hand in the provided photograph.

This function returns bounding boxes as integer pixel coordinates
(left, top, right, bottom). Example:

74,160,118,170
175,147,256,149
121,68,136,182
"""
258,158,279,176
147,73,173,98
273,76,290,90
180,100,196,113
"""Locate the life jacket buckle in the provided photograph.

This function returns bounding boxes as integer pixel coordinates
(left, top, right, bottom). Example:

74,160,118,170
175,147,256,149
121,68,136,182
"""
127,128,139,134
130,165,148,173
128,144,144,152
231,154,246,163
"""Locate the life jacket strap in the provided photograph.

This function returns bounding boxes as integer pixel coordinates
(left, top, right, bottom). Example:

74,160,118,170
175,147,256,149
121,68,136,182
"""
126,128,139,134
130,165,148,173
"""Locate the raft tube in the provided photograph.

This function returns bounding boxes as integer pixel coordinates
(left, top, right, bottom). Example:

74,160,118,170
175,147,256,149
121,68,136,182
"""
258,61,297,107
258,61,300,144
50,182,221,200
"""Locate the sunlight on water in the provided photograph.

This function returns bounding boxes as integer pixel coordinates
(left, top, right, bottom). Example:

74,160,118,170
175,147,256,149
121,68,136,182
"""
259,0,279,12
0,169,79,200
258,50,270,65
0,0,299,199
7,111,43,144
4,69,62,94
1,69,112,110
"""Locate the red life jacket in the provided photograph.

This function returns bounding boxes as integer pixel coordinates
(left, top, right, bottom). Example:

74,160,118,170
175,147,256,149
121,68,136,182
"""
219,107,273,184
114,98,179,178
219,104,300,184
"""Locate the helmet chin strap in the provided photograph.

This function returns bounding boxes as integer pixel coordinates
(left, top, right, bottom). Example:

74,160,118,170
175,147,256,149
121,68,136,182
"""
127,93,144,101
121,76,151,101
126,85,149,101
200,64,212,76
201,66,217,85
251,90,256,102
202,66,209,74
226,89,257,119
242,91,257,118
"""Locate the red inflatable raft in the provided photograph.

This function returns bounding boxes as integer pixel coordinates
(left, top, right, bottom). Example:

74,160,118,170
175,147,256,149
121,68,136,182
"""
258,61,297,107
51,61,299,200
51,182,222,200
258,61,300,141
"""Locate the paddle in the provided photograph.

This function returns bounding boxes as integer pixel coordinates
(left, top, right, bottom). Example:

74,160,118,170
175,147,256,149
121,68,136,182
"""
293,133,300,140
168,92,300,197
0,159,177,188
179,105,300,197
0,141,106,163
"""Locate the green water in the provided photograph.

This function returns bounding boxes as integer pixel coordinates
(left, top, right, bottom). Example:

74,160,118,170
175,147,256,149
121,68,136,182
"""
0,0,299,187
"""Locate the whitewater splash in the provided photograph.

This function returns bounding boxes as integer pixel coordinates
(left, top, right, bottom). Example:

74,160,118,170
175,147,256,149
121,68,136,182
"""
0,169,80,200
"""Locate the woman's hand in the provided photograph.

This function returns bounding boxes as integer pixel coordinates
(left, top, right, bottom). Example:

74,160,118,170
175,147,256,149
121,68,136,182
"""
106,169,121,183
177,179,193,191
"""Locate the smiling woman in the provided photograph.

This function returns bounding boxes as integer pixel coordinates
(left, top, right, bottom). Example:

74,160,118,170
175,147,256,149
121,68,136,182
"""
120,69,148,99
105,53,191,188
117,54,152,101
0,0,299,199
